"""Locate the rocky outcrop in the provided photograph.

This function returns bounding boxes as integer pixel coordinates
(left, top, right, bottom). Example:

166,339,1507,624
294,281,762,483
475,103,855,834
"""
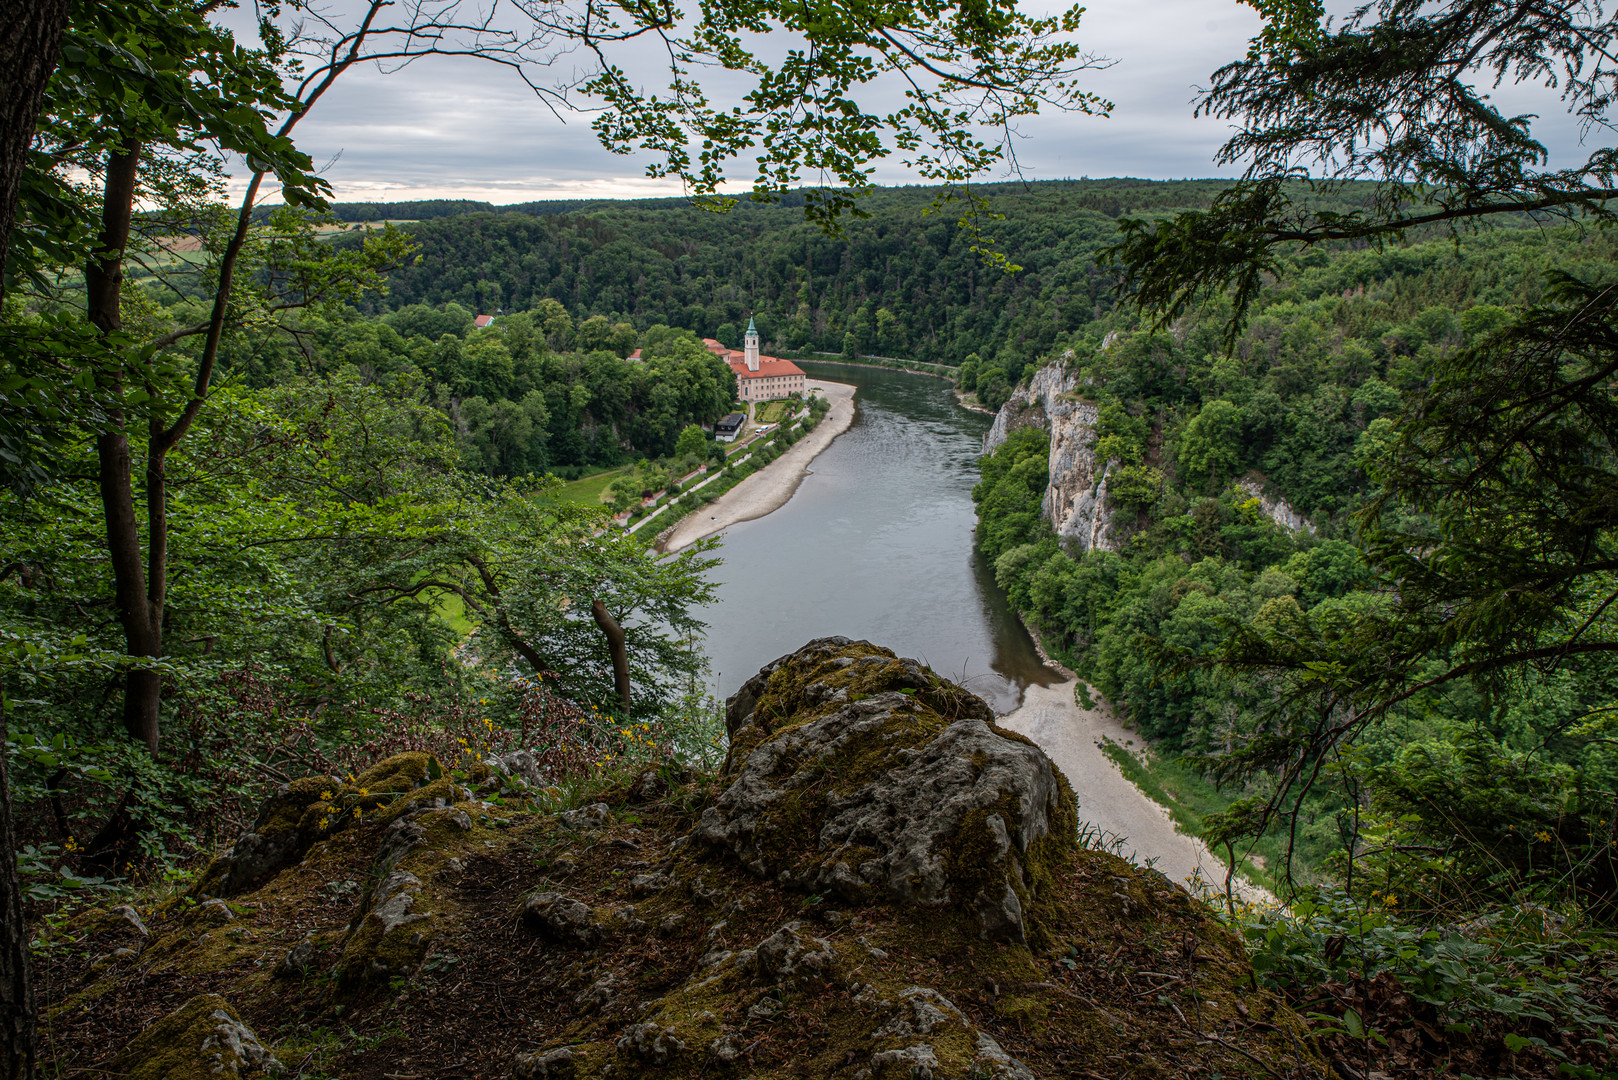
1238,477,1315,534
109,994,281,1079
46,640,1319,1080
700,637,1073,944
192,751,471,898
983,363,1116,553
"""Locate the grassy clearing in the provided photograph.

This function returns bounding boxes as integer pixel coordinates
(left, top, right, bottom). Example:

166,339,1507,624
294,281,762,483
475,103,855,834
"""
755,400,792,423
553,466,632,505
432,587,475,637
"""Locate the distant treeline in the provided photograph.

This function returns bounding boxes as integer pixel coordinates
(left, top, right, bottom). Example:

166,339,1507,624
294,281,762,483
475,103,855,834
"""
327,180,1396,379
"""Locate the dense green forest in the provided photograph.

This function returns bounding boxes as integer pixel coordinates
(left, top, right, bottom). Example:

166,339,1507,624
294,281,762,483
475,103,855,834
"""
220,301,738,474
331,181,1333,377
974,222,1618,916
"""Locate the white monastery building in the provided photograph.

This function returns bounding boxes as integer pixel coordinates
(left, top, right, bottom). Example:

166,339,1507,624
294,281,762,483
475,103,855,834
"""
703,318,805,403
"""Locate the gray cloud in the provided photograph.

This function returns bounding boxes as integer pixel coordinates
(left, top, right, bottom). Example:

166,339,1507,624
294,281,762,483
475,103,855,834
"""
231,0,1600,203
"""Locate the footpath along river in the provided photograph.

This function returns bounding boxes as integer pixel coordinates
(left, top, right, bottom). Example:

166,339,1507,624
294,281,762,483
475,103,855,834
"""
692,361,1261,898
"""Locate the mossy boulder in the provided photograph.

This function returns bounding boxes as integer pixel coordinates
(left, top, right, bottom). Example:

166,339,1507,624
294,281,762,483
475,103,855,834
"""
697,637,1075,944
722,636,994,763
334,870,436,986
352,750,436,793
192,775,343,897
108,993,281,1078
193,753,454,898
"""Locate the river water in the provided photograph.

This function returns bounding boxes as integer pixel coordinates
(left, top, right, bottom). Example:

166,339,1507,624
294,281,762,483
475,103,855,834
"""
696,361,1060,713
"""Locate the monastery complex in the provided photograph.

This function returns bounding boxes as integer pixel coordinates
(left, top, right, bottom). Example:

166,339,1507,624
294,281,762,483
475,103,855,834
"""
704,319,805,403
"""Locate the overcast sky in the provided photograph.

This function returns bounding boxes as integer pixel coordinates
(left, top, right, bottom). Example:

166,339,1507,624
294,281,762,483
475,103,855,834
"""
239,0,1594,204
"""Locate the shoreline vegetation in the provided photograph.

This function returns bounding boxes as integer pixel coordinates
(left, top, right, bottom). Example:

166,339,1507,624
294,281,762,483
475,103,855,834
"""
999,678,1272,903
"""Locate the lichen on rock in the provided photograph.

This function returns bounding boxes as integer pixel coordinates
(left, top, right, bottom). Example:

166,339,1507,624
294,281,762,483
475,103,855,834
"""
523,892,602,945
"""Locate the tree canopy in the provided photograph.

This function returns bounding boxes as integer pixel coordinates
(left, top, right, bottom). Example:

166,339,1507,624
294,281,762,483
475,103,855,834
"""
1106,0,1618,326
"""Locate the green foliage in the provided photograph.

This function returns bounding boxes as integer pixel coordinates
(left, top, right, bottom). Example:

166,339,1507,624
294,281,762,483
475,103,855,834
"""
1106,464,1162,509
674,424,709,461
0,373,720,876
212,303,737,473
1176,399,1244,488
972,427,1050,563
1232,888,1618,1077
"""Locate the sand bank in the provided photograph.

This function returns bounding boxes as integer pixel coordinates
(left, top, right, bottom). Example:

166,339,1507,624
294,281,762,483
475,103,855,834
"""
999,679,1271,903
657,380,856,554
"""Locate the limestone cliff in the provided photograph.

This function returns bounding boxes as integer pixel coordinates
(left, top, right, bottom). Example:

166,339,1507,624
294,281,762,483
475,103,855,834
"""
1237,478,1315,535
983,364,1116,553
42,638,1319,1080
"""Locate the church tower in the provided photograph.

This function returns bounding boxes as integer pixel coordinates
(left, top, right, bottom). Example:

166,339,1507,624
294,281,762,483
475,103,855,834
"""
744,316,760,372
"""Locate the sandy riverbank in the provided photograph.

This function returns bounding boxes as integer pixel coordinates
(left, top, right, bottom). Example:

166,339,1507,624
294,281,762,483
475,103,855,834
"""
657,380,857,554
999,679,1272,903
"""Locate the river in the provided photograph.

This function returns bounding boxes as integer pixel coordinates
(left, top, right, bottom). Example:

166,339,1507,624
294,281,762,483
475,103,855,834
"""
693,362,1266,897
696,361,1060,713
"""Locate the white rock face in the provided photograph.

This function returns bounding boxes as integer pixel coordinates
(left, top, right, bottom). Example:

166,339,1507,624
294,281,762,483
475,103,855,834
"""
982,363,1116,553
1238,478,1315,535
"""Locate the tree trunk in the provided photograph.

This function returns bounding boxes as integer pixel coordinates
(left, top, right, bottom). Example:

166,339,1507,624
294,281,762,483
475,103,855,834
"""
0,701,37,1080
1,5,73,1075
591,598,632,711
0,0,68,289
87,142,163,752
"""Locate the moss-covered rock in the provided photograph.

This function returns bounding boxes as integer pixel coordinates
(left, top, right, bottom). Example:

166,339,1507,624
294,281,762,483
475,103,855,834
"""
108,994,281,1079
194,754,453,898
334,870,436,986
352,750,436,794
698,638,1075,944
370,775,465,827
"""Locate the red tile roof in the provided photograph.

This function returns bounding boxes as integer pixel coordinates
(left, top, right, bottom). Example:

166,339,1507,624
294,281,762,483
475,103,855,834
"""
473,314,495,328
727,355,804,380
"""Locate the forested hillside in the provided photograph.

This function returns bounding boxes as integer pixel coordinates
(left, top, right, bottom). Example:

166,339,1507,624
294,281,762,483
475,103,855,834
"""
974,221,1618,915
333,180,1379,377
215,299,738,474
